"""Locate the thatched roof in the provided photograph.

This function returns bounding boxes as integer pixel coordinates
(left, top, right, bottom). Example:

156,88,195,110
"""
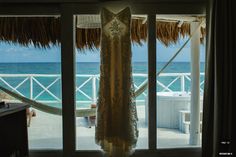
0,16,205,50
0,17,60,48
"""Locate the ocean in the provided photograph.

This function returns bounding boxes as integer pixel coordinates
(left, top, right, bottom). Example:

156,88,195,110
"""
0,62,205,108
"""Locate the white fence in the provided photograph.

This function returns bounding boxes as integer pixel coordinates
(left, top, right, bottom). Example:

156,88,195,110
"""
0,73,205,105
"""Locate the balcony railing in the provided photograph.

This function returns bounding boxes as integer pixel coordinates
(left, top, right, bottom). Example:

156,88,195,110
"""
0,73,205,106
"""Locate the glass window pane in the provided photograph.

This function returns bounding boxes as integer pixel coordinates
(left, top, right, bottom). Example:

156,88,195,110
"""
75,14,100,150
156,15,205,148
0,16,62,149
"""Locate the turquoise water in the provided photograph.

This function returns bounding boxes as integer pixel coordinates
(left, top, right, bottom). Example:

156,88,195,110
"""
0,62,205,74
0,62,205,108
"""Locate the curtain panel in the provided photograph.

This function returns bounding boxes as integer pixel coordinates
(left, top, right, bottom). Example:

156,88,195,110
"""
202,0,235,157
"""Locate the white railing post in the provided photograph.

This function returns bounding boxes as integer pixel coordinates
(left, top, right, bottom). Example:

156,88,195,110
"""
181,75,185,92
30,76,33,100
92,75,97,104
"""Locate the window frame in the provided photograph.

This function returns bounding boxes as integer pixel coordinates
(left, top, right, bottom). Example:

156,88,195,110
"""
0,2,205,157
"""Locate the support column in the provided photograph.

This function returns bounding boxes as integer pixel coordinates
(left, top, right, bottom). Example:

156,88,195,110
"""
189,22,201,145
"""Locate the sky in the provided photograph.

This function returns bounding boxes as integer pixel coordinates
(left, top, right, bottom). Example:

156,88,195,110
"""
0,38,205,63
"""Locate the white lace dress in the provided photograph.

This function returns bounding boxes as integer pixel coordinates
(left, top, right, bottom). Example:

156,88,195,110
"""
95,7,139,157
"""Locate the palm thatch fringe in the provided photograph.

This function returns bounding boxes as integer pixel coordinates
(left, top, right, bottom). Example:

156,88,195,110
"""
76,28,101,51
0,17,60,48
0,17,205,50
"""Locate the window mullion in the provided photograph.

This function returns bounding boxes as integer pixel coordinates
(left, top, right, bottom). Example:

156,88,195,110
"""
61,4,76,157
148,14,157,150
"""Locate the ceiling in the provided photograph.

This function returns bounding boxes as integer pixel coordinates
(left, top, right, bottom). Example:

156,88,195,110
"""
0,0,206,3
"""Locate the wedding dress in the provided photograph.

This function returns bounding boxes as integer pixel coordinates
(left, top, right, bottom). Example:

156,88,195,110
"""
95,7,138,157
